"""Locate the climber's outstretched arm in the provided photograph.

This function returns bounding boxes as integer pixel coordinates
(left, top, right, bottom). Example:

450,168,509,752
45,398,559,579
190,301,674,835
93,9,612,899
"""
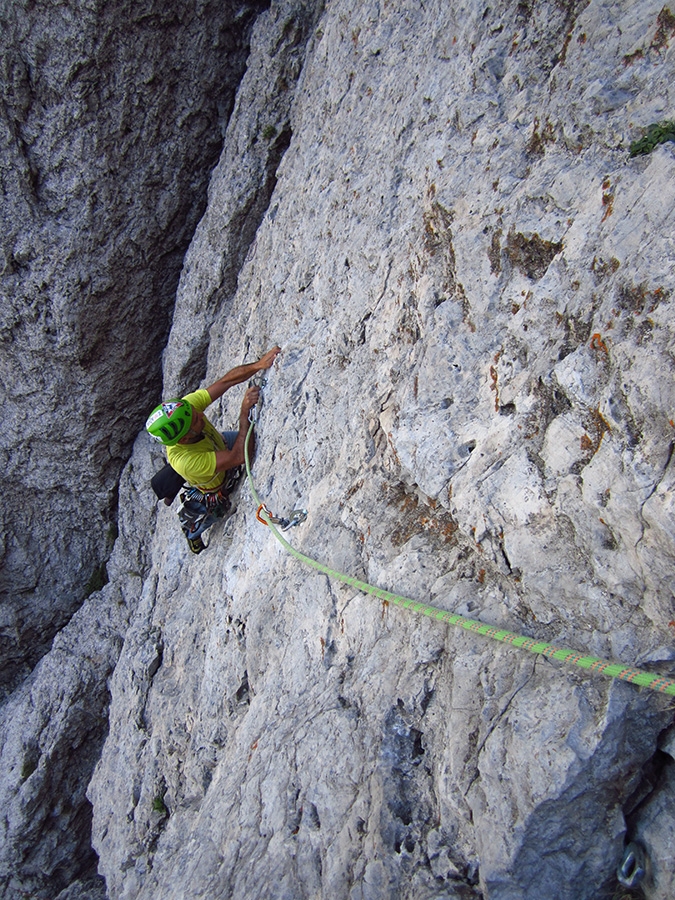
206,346,281,402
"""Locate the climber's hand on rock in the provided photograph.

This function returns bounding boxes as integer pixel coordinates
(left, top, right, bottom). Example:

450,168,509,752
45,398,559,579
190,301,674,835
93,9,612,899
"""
257,346,281,370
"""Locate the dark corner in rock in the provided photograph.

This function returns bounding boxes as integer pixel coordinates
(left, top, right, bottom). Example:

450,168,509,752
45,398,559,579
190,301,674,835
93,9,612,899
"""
169,3,326,391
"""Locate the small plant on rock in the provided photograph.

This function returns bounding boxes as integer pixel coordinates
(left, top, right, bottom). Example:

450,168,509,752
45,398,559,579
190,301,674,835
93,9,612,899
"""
629,120,675,156
152,795,168,815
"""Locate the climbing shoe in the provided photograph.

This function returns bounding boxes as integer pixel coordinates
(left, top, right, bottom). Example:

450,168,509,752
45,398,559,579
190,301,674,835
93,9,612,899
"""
187,535,206,555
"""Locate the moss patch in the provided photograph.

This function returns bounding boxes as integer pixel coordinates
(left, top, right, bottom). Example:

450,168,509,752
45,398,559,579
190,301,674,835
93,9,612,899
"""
152,795,168,815
629,120,675,157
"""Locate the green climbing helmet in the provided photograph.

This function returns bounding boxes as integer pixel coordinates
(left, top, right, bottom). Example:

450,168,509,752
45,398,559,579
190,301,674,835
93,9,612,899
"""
145,399,193,446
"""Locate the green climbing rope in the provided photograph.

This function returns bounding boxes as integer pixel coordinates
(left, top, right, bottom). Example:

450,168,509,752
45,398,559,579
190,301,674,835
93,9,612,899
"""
244,422,675,697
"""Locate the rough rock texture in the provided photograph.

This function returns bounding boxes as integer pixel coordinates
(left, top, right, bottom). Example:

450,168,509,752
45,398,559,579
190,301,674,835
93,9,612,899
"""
0,0,266,698
162,0,324,393
87,0,675,897
0,450,156,899
0,2,323,897
632,750,675,898
3,0,675,898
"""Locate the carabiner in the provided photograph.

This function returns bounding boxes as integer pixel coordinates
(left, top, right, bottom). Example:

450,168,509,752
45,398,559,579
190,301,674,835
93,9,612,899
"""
248,374,267,424
256,504,272,525
281,509,308,531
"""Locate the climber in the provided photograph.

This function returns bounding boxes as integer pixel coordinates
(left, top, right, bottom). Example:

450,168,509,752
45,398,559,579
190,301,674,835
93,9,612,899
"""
146,346,281,553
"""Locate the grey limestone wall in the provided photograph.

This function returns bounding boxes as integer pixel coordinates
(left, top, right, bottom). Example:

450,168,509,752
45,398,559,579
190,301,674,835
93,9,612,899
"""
90,1,675,898
3,1,675,899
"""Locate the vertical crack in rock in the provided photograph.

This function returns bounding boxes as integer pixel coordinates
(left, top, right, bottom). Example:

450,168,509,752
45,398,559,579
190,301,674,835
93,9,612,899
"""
163,0,326,393
511,0,591,73
421,198,476,333
636,439,674,555
623,747,672,831
379,701,437,881
170,121,294,391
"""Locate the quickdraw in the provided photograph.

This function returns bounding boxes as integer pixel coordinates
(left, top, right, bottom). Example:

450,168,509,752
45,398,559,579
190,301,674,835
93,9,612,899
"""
257,503,308,531
248,374,267,425
256,503,273,525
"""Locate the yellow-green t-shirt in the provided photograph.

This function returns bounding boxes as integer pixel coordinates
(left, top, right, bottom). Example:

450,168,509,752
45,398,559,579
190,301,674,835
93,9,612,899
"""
166,390,227,491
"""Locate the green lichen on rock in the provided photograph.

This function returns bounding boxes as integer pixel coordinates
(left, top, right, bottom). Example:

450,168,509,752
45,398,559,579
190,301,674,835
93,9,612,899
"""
629,120,675,157
152,796,168,815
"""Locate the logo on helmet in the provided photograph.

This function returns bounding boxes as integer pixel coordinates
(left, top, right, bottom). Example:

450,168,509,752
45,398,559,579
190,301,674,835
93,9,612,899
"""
146,398,192,445
146,409,163,429
163,401,184,418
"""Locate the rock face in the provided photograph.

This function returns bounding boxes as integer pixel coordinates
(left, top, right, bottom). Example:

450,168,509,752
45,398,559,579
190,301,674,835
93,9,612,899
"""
3,0,675,898
0,0,266,698
0,435,158,900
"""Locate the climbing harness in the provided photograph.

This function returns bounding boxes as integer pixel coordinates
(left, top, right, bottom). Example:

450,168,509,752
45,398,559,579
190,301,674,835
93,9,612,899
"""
183,485,229,512
176,460,243,547
243,413,675,698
